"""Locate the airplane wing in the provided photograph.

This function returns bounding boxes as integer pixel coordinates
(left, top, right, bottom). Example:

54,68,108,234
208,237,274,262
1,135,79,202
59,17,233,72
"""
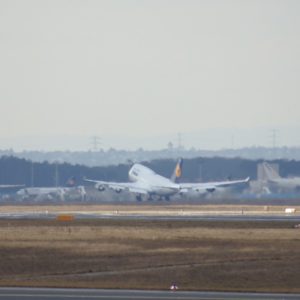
84,179,148,194
180,177,250,193
0,184,25,189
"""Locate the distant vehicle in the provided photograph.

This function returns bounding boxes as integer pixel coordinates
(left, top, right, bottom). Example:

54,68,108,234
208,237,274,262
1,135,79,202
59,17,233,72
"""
17,177,86,201
170,283,178,291
85,158,249,201
262,162,300,192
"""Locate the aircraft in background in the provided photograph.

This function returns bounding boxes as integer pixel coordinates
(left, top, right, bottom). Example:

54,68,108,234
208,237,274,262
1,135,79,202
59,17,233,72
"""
262,162,300,192
85,158,250,201
0,184,25,200
17,177,86,201
0,184,24,189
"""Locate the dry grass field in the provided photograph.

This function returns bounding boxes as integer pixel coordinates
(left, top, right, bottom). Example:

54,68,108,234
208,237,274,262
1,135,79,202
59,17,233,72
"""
0,218,299,292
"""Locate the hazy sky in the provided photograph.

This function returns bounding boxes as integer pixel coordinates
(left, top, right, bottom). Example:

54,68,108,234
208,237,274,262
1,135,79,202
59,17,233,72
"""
0,0,300,150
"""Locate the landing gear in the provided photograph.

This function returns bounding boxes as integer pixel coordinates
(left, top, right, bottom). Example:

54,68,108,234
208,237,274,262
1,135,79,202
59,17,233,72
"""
136,194,171,201
158,196,170,201
136,194,142,201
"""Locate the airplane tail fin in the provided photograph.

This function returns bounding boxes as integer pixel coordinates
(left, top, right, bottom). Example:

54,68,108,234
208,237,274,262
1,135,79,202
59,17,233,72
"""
171,158,183,183
262,162,281,180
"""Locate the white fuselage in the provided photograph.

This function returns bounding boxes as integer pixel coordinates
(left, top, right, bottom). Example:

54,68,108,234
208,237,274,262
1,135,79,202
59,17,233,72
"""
261,162,300,192
86,159,249,200
128,164,179,196
268,178,300,191
17,187,67,196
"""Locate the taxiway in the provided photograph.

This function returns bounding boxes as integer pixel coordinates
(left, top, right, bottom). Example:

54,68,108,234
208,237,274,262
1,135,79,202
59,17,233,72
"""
0,211,300,222
0,288,299,300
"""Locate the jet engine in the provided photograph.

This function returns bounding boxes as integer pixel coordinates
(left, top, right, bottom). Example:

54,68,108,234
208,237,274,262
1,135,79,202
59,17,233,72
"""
96,184,105,192
192,187,215,193
113,187,122,193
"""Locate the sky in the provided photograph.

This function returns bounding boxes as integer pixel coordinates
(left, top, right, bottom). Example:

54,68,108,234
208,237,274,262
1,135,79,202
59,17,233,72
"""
0,0,300,151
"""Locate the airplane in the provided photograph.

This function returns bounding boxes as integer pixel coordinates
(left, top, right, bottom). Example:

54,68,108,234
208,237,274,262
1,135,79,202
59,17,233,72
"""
85,158,250,201
0,184,25,200
17,177,86,201
0,184,24,189
261,162,300,192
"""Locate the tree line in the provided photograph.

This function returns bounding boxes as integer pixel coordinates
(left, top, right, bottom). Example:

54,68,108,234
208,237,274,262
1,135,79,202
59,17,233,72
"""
0,155,300,187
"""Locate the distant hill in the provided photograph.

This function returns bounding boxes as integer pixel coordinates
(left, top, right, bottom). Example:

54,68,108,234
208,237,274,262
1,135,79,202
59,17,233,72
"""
1,146,300,167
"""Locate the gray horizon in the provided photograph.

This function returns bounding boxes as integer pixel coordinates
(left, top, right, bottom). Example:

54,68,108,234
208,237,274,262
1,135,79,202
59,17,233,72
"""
1,0,299,151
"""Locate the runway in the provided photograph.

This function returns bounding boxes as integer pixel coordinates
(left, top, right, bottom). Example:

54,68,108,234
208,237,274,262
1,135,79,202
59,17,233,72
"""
0,211,300,222
0,288,299,300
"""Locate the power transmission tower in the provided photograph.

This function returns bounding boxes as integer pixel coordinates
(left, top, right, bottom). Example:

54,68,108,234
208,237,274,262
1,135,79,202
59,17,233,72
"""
91,136,101,151
177,133,183,149
270,129,278,148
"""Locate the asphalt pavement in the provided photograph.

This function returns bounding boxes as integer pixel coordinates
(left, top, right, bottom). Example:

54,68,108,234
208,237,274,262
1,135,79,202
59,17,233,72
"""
0,288,299,300
0,211,300,222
